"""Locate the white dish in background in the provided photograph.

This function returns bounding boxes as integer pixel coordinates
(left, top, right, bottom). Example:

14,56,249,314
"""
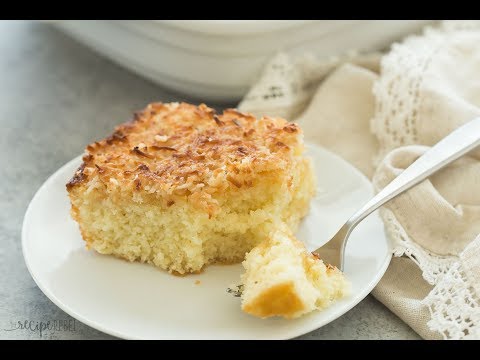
22,144,391,340
50,20,433,102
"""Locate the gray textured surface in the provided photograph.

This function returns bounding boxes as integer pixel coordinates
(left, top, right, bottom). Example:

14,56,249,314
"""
0,20,420,340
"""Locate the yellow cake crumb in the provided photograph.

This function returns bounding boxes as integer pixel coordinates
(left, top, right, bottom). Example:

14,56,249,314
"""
240,226,350,319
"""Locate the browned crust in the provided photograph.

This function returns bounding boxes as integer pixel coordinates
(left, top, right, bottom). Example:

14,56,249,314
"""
66,162,87,190
66,102,303,213
242,282,306,319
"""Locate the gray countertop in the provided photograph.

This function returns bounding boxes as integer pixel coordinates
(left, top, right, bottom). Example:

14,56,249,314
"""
0,20,420,340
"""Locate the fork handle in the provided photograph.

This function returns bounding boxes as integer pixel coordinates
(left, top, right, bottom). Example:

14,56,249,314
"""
348,117,480,228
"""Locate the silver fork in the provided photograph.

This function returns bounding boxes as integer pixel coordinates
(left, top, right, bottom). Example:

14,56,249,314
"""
313,117,480,271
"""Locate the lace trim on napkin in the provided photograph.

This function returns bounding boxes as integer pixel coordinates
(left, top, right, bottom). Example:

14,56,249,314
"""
371,28,446,165
372,21,480,338
380,208,458,285
423,260,480,339
371,21,480,165
238,51,381,119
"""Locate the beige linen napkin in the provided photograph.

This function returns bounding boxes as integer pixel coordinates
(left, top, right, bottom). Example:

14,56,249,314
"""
239,21,480,339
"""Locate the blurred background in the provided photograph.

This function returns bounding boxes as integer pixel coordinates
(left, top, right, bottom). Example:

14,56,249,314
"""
47,20,432,102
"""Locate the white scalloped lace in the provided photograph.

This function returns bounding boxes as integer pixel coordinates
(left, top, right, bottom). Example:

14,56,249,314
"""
423,259,480,339
238,51,381,119
371,27,445,164
380,208,458,285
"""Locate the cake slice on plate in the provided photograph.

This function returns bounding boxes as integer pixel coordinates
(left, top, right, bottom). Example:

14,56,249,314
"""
67,102,315,275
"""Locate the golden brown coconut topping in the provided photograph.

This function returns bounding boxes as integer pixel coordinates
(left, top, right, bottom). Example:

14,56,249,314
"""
67,102,303,212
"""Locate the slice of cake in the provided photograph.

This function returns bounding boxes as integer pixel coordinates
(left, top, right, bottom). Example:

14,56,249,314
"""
67,102,315,275
240,226,349,319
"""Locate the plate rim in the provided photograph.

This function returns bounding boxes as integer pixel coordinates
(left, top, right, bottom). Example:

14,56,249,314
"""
22,146,391,340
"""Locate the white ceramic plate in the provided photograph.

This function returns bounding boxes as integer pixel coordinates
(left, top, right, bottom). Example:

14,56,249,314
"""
22,144,391,339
